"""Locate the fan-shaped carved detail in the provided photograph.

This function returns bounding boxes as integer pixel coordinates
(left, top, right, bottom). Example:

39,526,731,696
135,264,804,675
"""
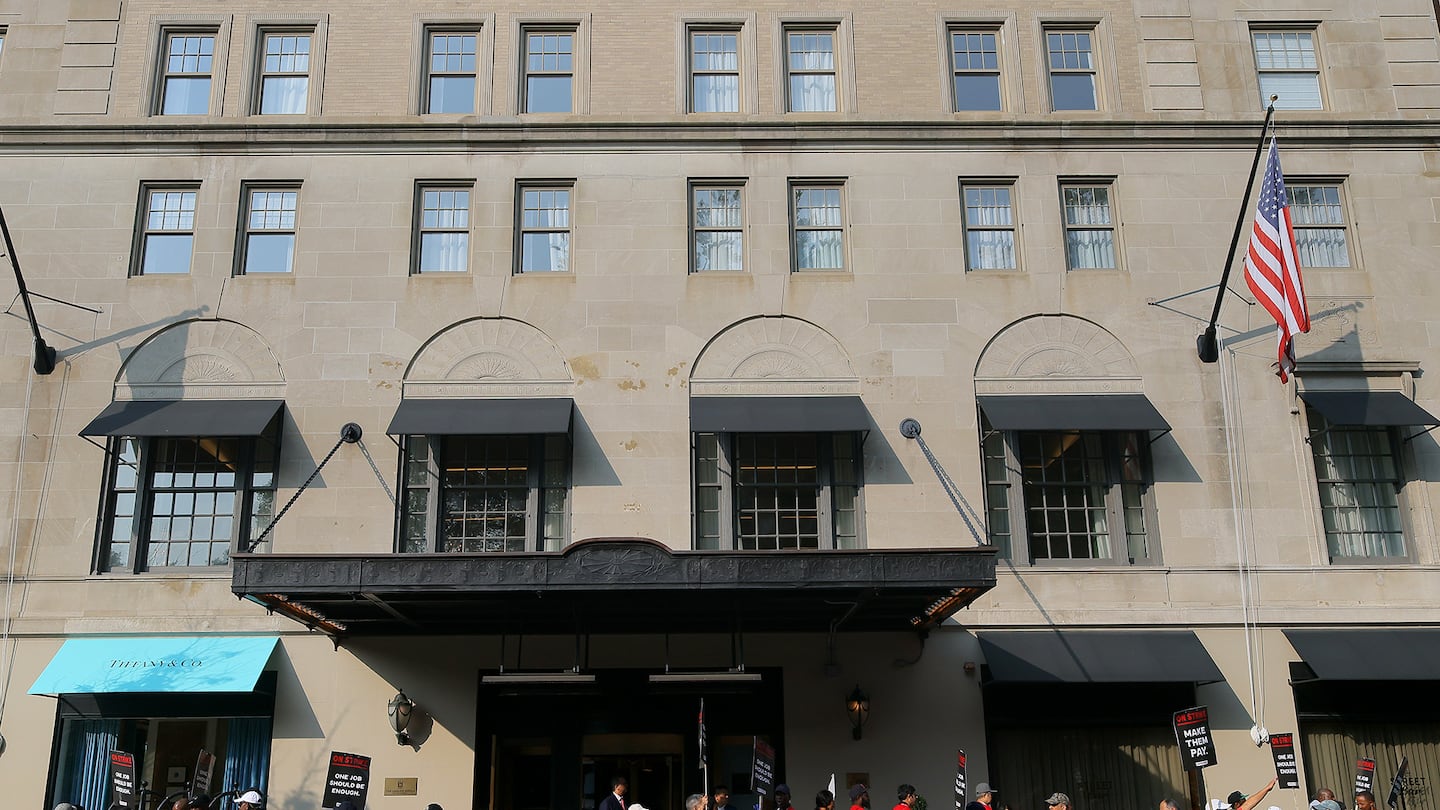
976,315,1138,380
157,353,244,383
693,317,854,381
118,320,283,395
409,319,569,382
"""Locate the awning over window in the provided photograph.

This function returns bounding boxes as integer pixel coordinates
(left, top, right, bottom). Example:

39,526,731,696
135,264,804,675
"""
80,399,284,438
386,397,574,435
1298,391,1440,427
977,394,1171,431
28,636,279,695
690,396,870,433
1285,629,1440,680
978,630,1223,683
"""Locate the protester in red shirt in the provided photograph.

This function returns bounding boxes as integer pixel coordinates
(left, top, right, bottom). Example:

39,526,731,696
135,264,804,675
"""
894,784,918,810
850,784,870,810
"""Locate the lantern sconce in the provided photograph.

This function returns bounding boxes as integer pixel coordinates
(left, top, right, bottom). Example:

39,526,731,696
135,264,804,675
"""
388,690,416,745
845,685,869,741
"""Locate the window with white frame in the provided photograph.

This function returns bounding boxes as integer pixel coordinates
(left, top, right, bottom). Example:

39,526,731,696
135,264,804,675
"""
951,28,1002,111
695,432,862,550
134,185,198,275
424,29,479,114
521,28,575,113
238,186,299,274
517,184,572,272
414,185,471,273
691,183,744,272
961,183,1017,270
791,182,845,271
981,414,1156,565
158,32,216,115
1307,407,1407,560
690,29,740,113
99,427,279,572
785,28,838,112
1061,182,1117,270
1045,28,1098,111
1287,182,1349,267
1252,29,1322,110
256,31,312,114
399,434,568,553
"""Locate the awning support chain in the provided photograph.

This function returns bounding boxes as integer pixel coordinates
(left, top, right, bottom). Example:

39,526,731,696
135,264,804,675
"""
899,418,990,547
1403,424,1439,443
356,437,397,505
1144,428,1173,448
241,423,363,553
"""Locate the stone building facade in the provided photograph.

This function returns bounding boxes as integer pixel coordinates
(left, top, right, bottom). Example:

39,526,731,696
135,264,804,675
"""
1,1,1439,809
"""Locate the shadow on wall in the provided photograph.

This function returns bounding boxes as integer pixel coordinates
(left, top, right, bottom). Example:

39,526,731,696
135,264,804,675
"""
341,637,482,755
572,407,622,487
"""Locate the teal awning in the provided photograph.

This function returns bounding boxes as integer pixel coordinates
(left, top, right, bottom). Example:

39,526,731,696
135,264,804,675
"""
28,636,278,695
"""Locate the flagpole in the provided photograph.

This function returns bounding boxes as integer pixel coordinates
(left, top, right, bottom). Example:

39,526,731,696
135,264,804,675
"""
1196,96,1278,363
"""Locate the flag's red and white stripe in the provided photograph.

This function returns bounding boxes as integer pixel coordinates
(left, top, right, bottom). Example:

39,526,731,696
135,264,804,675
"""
1244,138,1309,382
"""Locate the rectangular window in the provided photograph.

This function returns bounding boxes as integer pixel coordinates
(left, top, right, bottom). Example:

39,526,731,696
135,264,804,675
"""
517,184,572,272
691,183,744,272
1287,183,1349,267
239,186,299,275
951,29,1002,111
1061,182,1116,270
785,28,838,112
158,32,215,115
425,30,479,114
1046,29,1098,111
399,434,569,552
791,183,845,271
134,186,198,276
694,432,862,550
414,185,471,273
522,29,574,113
690,30,740,113
1253,30,1322,110
100,425,279,572
1307,407,1406,560
961,183,1016,270
257,31,311,114
981,414,1155,565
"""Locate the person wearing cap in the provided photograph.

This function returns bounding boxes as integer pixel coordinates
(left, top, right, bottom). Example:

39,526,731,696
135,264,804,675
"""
236,788,265,810
967,783,997,810
776,784,795,810
1222,777,1279,810
849,784,870,810
895,784,919,810
1044,792,1072,810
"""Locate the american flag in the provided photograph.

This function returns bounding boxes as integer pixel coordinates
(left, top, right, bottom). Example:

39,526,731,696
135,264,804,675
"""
1244,138,1309,382
698,698,708,770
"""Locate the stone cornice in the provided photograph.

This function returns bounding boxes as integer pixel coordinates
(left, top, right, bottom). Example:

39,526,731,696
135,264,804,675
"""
1,118,1438,152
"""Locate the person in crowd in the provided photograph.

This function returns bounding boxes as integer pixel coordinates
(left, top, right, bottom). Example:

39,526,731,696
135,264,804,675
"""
1159,798,1182,810
817,790,836,810
687,795,708,810
1045,793,1072,810
53,804,83,810
1312,790,1342,810
895,784,919,810
714,786,737,810
600,776,630,810
968,783,998,810
1356,791,1379,810
776,785,795,810
426,804,444,810
1224,778,1279,810
236,789,265,810
186,793,211,810
850,784,870,810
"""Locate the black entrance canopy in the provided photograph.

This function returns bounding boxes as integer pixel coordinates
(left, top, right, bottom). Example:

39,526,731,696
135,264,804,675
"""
232,537,996,637
977,394,1170,431
978,630,1223,683
690,396,870,433
80,399,284,437
1285,628,1440,680
1297,391,1440,427
386,397,574,435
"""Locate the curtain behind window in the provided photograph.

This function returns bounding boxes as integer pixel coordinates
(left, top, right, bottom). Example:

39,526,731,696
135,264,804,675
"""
57,719,120,810
223,716,273,794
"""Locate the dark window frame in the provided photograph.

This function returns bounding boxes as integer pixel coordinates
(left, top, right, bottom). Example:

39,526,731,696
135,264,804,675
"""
234,181,302,276
130,182,201,277
689,179,746,273
1304,405,1414,564
519,25,577,114
949,26,1003,112
395,433,570,553
422,25,482,115
154,29,218,116
514,180,574,274
253,27,315,115
411,180,475,274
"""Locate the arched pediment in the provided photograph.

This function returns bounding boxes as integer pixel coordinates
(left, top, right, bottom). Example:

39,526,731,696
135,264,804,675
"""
404,318,572,398
975,315,1143,395
116,319,284,400
691,316,858,396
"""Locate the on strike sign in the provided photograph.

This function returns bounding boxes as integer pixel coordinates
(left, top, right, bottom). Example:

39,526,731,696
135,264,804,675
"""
1356,758,1377,796
323,751,372,808
1269,733,1299,790
1173,706,1217,770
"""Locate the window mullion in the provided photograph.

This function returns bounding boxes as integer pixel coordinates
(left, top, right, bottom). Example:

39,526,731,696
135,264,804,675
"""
527,435,543,551
1003,430,1028,564
1102,433,1127,565
234,436,256,553
719,433,736,550
818,433,835,549
132,438,156,574
428,437,443,552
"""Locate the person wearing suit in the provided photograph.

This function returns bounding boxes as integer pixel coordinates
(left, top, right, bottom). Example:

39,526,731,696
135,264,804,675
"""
600,777,630,810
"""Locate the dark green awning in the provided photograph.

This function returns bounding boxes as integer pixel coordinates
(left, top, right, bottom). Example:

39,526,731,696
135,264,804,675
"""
386,398,574,435
1299,391,1440,427
979,630,1223,683
80,400,283,437
690,396,869,432
978,394,1170,431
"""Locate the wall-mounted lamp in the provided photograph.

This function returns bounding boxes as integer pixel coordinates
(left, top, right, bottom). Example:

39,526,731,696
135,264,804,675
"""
845,685,869,740
388,690,416,745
